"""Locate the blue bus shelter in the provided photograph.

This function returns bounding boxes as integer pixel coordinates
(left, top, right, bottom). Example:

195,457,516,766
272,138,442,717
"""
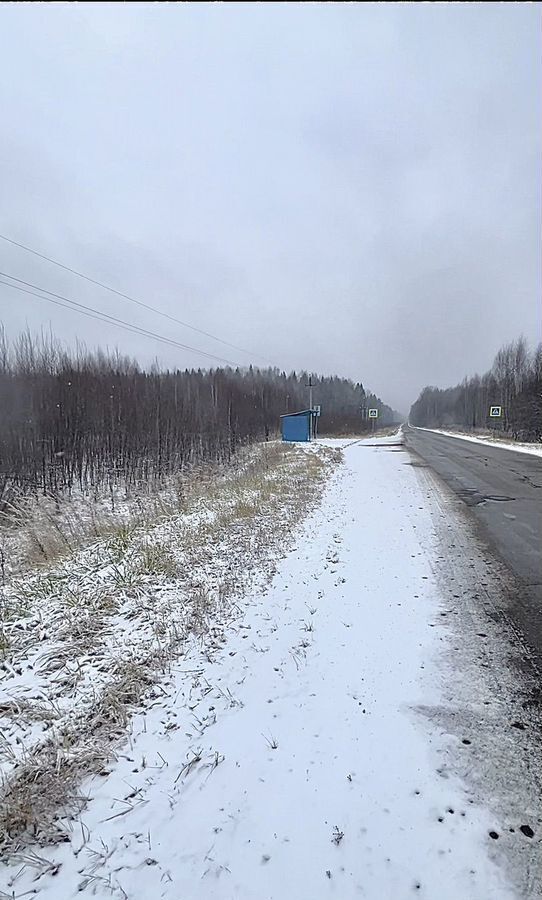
280,409,317,442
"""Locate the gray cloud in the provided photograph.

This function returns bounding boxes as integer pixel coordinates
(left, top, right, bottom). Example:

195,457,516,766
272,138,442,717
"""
0,2,539,411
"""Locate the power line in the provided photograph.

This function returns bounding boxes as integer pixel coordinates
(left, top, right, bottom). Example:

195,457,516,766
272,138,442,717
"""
0,277,157,345
0,232,273,364
0,275,237,367
0,274,240,367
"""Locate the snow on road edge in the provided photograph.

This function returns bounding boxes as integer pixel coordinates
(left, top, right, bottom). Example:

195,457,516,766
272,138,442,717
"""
413,426,542,457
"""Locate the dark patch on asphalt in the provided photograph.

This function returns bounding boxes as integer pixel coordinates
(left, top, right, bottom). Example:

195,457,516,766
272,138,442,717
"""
517,473,542,489
455,487,515,507
521,684,541,711
355,441,405,450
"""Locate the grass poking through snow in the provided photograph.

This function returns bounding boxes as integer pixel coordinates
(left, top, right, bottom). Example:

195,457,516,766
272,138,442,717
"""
0,441,341,856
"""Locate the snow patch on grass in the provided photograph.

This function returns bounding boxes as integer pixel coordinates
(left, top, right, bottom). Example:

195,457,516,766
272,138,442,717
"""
0,441,340,854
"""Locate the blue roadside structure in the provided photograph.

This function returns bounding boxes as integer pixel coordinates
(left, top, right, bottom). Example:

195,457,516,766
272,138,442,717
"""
280,409,317,442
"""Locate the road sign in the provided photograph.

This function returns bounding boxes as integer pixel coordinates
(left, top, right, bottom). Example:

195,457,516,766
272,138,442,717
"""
489,406,502,418
368,409,378,418
314,405,321,417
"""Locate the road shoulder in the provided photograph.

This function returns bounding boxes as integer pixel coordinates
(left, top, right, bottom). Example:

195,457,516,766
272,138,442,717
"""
408,457,542,896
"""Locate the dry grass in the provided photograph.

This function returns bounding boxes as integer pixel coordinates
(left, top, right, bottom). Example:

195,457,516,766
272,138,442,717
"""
135,542,179,578
0,649,173,848
1,442,328,576
1,494,121,572
0,441,342,856
0,446,272,576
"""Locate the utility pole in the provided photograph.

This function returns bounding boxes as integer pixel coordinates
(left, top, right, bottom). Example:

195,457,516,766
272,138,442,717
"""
306,376,313,413
305,376,314,439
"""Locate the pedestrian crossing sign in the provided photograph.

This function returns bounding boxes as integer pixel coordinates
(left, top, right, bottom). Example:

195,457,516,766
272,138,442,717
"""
489,406,502,418
368,409,378,418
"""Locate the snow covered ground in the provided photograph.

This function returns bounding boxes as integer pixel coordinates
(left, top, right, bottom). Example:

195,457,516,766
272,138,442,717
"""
414,426,542,457
1,433,539,899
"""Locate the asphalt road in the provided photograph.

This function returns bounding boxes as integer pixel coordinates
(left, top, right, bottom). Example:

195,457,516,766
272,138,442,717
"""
404,425,542,665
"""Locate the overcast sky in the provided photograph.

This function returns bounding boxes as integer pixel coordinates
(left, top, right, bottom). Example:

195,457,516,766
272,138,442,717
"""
0,3,539,413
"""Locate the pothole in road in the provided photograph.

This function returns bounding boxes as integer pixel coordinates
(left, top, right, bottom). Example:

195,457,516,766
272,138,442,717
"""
456,488,515,507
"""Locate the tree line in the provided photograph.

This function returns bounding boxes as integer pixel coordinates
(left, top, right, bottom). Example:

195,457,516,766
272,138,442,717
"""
0,327,398,505
409,337,542,441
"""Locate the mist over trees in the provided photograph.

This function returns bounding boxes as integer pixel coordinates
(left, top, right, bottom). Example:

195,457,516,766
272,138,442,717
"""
0,327,398,504
409,337,542,441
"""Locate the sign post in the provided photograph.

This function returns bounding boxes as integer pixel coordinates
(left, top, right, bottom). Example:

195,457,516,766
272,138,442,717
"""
313,405,321,439
488,405,503,434
368,408,378,434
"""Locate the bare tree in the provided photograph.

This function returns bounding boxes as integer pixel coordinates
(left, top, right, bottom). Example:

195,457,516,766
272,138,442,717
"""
410,336,541,441
0,326,398,509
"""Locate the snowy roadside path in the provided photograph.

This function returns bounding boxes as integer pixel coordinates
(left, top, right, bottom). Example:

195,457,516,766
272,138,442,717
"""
2,436,537,899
